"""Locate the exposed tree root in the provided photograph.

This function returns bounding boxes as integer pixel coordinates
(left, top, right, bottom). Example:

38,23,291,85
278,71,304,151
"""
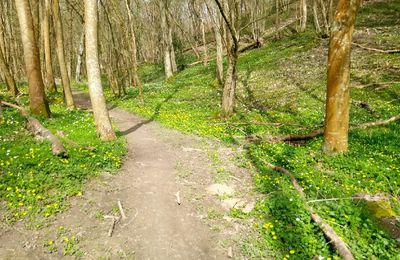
0,101,67,157
267,114,400,143
266,162,355,260
352,42,400,54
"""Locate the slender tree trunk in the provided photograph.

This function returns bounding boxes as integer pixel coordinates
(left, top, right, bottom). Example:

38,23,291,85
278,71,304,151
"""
318,0,330,36
169,26,177,73
222,46,238,117
160,0,173,78
323,0,361,154
125,0,144,104
43,0,57,92
201,18,208,67
52,0,75,109
299,0,307,32
15,0,51,117
84,0,116,141
0,47,19,96
312,0,321,33
215,23,224,84
75,30,85,82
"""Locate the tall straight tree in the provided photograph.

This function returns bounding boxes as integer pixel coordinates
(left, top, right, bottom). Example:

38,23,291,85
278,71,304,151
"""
84,0,116,141
15,0,51,117
323,0,361,154
42,0,57,92
53,0,75,109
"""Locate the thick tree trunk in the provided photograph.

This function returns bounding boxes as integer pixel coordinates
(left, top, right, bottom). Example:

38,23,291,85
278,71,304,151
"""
323,0,361,154
0,47,19,96
84,0,116,141
52,0,75,109
43,0,57,92
15,0,51,118
75,30,85,82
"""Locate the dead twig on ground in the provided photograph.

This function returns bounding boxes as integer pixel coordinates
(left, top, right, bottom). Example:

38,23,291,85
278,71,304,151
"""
175,191,181,205
104,215,120,237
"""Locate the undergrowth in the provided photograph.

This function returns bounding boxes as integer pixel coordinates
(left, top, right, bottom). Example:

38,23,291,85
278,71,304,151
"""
0,87,126,226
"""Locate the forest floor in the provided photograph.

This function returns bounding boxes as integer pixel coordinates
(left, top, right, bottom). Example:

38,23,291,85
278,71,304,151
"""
0,91,259,259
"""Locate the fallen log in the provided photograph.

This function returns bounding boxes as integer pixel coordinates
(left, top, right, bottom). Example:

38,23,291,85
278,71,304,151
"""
0,101,67,157
266,162,354,260
352,42,400,54
267,114,400,143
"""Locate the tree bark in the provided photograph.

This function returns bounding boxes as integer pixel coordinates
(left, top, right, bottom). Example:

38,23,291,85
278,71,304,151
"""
323,0,362,154
84,0,116,141
201,17,208,67
215,22,224,84
53,0,75,109
15,0,51,118
312,0,322,34
125,0,144,104
0,47,19,96
75,29,85,82
42,0,57,92
299,0,307,32
160,0,173,79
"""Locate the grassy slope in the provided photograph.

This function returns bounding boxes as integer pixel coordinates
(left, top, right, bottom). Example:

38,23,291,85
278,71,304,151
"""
106,1,400,258
0,88,126,226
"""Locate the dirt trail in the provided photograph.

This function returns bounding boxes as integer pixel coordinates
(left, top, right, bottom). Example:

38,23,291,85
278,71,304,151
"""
0,91,256,259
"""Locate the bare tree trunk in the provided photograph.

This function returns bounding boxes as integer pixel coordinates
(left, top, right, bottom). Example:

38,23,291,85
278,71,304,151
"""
323,0,361,154
318,0,330,36
201,17,208,67
169,26,177,73
15,0,51,117
84,0,116,141
312,0,321,33
42,0,57,92
125,0,144,104
214,0,240,117
299,0,307,32
215,22,224,84
160,0,173,78
53,0,75,109
0,47,19,96
75,29,85,82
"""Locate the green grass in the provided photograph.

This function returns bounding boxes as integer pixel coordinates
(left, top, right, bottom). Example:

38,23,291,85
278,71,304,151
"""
97,2,400,258
0,86,126,225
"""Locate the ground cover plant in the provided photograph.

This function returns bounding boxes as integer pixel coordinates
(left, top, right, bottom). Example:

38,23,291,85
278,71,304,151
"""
0,86,126,226
97,1,400,258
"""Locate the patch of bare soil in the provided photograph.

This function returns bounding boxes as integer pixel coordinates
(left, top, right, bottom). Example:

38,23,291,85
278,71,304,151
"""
0,91,259,259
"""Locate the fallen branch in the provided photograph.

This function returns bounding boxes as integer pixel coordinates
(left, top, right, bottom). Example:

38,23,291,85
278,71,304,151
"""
1,101,67,157
104,215,120,237
56,130,96,152
352,42,400,54
267,114,400,143
354,81,400,89
239,40,263,53
117,200,127,220
266,162,354,260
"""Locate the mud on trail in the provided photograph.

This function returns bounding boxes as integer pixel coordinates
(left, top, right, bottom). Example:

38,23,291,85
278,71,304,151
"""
0,91,258,259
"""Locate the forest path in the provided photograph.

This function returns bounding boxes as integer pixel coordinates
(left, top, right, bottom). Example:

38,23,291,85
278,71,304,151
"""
71,91,230,259
0,90,256,259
